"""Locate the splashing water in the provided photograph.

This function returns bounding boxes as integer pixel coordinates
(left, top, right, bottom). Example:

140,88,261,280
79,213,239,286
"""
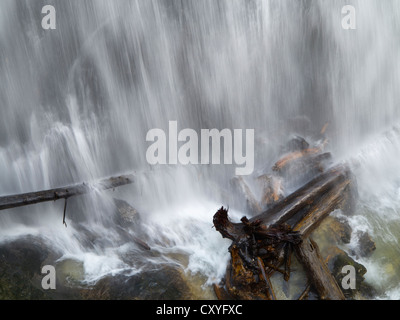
1,0,400,298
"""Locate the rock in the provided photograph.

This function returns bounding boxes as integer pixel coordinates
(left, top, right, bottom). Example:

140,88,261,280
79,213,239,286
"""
0,236,80,299
284,136,310,153
56,258,85,287
113,198,141,226
0,236,50,300
311,216,352,254
0,237,197,300
356,231,376,258
325,246,376,299
80,265,192,300
112,198,151,250
336,217,352,244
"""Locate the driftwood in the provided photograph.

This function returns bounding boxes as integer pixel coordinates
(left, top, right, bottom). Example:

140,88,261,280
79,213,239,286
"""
0,174,135,211
257,174,283,208
214,164,353,240
230,176,262,214
295,238,345,300
284,168,353,300
0,173,152,250
213,139,356,301
272,147,322,172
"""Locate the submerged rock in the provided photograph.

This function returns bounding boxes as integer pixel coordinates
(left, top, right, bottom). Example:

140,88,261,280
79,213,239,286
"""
56,258,85,288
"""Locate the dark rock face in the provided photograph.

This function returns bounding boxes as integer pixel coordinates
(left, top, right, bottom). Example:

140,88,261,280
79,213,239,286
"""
335,217,352,244
0,236,85,299
282,136,310,154
0,236,50,299
81,266,191,300
113,198,141,226
355,231,376,258
325,247,376,299
312,216,378,300
0,236,192,300
312,216,353,253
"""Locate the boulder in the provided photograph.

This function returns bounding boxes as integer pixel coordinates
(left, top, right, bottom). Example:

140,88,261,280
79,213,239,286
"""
325,246,376,299
113,198,141,226
0,236,80,299
311,216,352,253
355,231,376,258
80,265,192,300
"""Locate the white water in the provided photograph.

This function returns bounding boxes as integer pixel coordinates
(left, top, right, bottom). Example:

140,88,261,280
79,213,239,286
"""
1,0,400,299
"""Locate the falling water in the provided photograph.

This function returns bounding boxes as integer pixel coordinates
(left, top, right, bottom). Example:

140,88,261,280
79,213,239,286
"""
1,0,400,299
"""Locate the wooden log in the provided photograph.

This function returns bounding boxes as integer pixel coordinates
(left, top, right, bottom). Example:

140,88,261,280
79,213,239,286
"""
292,179,350,238
249,164,352,227
287,174,352,300
270,168,352,300
213,164,356,301
213,207,245,241
272,133,331,186
213,282,234,300
257,174,283,207
272,148,322,172
294,238,345,300
298,284,311,300
0,174,135,211
230,176,262,214
223,243,274,300
213,164,354,243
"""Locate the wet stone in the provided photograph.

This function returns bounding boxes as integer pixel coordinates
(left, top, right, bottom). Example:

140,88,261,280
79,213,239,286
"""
113,198,141,226
355,231,376,258
284,136,310,153
0,236,80,299
325,246,376,299
81,265,191,300
0,237,195,300
311,216,353,254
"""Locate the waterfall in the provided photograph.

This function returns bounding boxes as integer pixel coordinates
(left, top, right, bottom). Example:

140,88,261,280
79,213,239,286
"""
1,0,400,298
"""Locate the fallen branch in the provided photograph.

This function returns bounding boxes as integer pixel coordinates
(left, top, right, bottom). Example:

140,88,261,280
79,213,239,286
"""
0,173,135,211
